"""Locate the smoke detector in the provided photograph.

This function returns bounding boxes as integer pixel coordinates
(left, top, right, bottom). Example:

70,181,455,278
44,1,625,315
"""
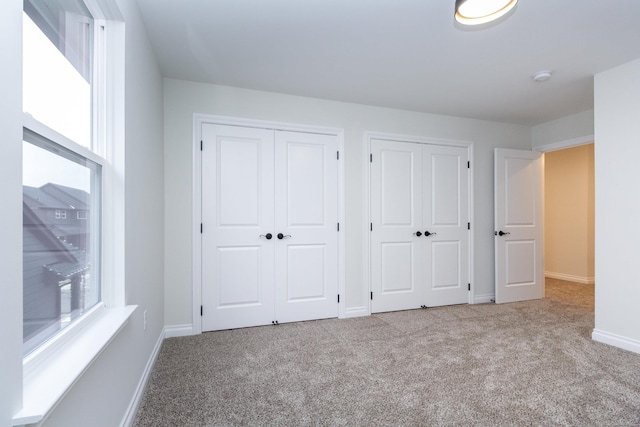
531,70,552,82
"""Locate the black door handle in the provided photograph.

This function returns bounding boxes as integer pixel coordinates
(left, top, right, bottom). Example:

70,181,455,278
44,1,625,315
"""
498,230,510,236
277,233,292,240
424,231,437,236
260,233,273,240
414,231,422,237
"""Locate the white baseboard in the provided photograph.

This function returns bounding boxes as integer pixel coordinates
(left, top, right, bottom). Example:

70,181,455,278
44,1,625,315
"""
120,329,164,427
545,271,595,285
592,329,640,355
164,324,194,338
473,294,495,304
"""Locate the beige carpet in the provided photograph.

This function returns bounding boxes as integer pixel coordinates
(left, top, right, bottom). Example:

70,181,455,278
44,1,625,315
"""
134,279,640,426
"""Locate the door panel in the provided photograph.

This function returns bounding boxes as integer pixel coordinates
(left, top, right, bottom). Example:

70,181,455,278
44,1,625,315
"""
423,145,469,306
505,240,536,285
430,152,462,226
218,140,262,226
505,157,536,226
431,241,460,289
286,142,327,226
217,246,261,306
202,124,275,331
381,242,414,293
494,148,543,303
382,150,416,225
285,244,326,300
371,139,423,312
274,131,338,323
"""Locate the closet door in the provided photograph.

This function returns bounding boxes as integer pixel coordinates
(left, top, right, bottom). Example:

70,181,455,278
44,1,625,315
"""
273,131,339,323
423,145,469,306
370,139,425,312
370,139,470,313
201,124,275,331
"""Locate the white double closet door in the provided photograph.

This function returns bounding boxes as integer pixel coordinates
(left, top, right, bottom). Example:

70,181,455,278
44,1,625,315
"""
371,138,470,313
201,124,339,331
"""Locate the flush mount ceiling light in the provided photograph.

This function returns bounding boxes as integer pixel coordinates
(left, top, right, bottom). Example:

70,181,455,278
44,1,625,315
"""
455,0,518,26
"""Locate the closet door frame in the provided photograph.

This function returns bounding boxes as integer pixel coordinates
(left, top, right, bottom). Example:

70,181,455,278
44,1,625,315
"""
192,114,345,335
364,132,474,315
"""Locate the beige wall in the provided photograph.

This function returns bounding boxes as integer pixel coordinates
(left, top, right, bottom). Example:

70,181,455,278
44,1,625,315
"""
544,144,595,283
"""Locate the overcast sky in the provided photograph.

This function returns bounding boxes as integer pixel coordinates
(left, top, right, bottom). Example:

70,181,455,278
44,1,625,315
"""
23,142,91,193
22,12,92,194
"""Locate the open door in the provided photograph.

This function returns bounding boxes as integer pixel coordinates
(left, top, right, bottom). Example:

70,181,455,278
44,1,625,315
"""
494,148,544,303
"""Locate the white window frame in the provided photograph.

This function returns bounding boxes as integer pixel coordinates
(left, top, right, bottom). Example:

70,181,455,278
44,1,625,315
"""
13,2,133,425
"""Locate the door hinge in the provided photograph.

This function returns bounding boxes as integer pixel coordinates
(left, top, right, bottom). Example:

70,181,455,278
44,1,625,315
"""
467,160,470,169
200,223,203,233
370,153,373,163
337,223,340,232
200,305,203,316
468,222,470,230
337,151,340,160
468,283,471,291
370,223,373,231
200,140,203,151
371,291,373,300
338,294,340,303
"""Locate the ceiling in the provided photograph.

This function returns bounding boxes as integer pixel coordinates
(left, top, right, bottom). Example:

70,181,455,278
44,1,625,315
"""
136,0,640,126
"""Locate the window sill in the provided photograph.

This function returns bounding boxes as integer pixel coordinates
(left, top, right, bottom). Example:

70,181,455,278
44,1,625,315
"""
12,305,137,426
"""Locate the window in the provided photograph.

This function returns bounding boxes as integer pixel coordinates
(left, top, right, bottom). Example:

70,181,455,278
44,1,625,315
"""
22,0,104,356
14,1,129,423
23,133,102,355
23,1,93,148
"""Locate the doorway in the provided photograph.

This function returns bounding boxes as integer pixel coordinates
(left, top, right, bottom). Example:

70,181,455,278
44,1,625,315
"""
543,143,595,303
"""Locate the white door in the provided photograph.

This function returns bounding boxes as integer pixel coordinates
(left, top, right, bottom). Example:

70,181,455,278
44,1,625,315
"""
423,145,470,306
201,124,275,330
370,139,424,312
370,139,469,312
494,148,544,303
201,124,339,331
274,131,339,323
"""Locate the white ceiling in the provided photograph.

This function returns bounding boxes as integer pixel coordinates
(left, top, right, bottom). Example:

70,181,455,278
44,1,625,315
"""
136,0,640,126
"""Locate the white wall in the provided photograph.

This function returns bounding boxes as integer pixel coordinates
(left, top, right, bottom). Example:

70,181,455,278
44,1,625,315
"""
0,0,165,425
531,109,594,150
163,80,532,327
593,58,640,353
0,1,25,425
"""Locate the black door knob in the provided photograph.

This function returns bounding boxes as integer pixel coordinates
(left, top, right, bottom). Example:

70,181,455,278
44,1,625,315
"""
277,233,284,239
498,230,510,236
260,233,273,240
414,231,422,237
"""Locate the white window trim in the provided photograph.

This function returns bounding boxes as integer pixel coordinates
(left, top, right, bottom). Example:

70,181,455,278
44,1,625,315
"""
14,6,130,425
